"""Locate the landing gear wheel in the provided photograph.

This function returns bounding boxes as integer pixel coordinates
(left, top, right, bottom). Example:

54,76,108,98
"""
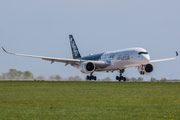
86,73,97,81
116,69,126,82
120,76,124,81
123,77,126,82
86,75,90,80
140,71,145,75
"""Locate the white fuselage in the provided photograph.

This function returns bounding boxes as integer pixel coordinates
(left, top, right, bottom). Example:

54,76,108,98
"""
95,47,150,72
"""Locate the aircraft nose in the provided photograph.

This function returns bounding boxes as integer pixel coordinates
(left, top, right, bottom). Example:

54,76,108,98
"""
142,55,150,63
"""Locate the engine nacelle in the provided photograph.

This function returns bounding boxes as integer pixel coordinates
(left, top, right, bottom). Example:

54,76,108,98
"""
138,63,154,75
79,62,95,74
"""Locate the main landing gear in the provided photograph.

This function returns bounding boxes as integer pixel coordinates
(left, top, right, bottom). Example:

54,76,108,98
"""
86,73,97,80
116,69,126,82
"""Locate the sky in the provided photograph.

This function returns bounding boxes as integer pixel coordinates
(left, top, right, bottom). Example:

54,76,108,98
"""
0,0,180,80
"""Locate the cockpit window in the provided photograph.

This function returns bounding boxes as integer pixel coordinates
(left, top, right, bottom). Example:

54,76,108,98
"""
138,52,148,55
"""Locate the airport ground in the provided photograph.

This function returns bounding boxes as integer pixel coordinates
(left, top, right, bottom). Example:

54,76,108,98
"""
0,81,180,120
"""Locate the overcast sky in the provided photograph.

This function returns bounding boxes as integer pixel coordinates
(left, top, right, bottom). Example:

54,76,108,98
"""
0,0,180,80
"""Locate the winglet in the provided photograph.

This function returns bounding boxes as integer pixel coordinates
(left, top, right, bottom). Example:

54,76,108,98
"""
2,47,9,53
176,51,179,58
2,47,14,55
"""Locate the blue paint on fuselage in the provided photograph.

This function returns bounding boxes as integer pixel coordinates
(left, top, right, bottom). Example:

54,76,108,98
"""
79,53,104,61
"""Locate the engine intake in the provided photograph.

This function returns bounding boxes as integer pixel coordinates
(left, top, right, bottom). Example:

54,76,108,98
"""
79,62,95,74
138,63,153,75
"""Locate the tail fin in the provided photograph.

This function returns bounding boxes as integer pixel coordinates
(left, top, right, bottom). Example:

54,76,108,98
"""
69,35,81,59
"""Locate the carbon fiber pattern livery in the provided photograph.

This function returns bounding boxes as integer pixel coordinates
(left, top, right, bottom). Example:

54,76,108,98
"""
69,35,81,59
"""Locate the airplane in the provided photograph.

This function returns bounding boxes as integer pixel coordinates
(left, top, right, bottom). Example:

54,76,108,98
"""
2,35,179,81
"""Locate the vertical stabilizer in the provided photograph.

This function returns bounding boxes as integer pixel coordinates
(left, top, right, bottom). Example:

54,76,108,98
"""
69,35,81,59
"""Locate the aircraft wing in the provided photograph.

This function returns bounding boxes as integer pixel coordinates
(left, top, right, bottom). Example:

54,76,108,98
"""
150,51,178,63
2,47,83,65
2,47,110,67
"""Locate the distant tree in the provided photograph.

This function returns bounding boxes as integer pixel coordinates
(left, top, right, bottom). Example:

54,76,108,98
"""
1,69,34,80
160,78,168,82
0,75,2,80
138,77,144,82
23,71,34,80
68,76,74,81
126,77,130,82
36,76,46,80
151,77,157,82
49,75,63,81
17,71,24,79
1,69,18,79
49,75,55,80
8,69,18,79
55,75,63,81
102,77,112,81
2,73,6,79
74,76,82,81
131,77,137,82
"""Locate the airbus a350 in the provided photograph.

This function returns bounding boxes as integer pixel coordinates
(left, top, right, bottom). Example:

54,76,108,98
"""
2,35,178,81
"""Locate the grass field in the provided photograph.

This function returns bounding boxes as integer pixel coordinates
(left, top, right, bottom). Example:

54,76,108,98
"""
0,81,180,120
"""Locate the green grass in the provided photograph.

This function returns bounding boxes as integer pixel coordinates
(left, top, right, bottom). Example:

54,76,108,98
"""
0,81,180,120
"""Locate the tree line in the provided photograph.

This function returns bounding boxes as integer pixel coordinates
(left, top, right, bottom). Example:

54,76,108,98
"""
0,69,171,82
125,77,168,82
0,69,34,80
0,69,83,81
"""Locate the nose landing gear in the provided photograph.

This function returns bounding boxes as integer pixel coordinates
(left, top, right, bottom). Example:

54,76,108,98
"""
116,69,126,82
86,73,97,80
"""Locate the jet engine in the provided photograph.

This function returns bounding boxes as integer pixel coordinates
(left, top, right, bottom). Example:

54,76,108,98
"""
138,63,153,75
79,62,95,74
